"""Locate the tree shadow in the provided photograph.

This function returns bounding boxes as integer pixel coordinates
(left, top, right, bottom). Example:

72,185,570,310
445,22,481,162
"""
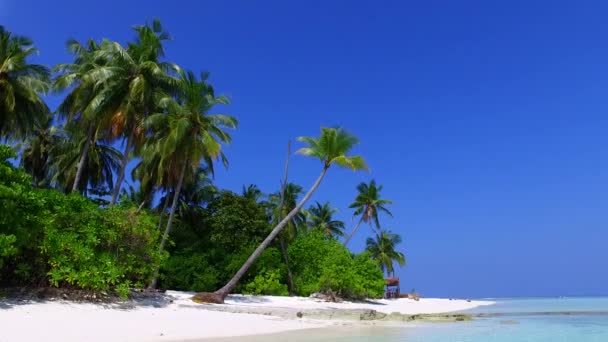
0,289,178,311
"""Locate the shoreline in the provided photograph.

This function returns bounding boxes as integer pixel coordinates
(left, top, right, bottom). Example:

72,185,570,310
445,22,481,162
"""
193,326,408,342
0,290,494,342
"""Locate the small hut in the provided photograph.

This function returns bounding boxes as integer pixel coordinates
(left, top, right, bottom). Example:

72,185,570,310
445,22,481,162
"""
385,277,400,299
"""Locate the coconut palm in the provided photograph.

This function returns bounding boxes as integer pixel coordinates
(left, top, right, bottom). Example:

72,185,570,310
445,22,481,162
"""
193,127,368,304
343,180,393,246
267,182,305,295
98,20,179,205
267,183,306,235
365,230,406,277
50,123,122,194
0,26,49,139
53,38,111,192
306,201,346,239
20,114,62,187
242,184,263,202
146,70,236,288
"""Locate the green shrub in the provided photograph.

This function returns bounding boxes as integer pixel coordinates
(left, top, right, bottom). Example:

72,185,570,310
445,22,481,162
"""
160,252,220,292
42,202,162,292
351,252,386,298
0,146,163,295
243,268,289,296
0,234,17,272
289,231,385,299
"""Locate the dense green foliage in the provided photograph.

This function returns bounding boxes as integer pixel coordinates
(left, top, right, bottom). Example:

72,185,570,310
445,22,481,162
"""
159,191,272,292
288,231,385,299
0,146,162,295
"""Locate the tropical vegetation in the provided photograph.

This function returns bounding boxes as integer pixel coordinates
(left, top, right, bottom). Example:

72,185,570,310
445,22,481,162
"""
0,22,407,301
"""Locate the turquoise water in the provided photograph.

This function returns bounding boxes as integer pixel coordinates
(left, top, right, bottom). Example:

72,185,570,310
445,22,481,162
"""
381,297,608,342
222,297,608,341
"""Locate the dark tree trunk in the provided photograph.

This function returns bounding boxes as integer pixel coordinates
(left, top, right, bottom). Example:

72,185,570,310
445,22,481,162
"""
156,195,169,231
193,166,329,303
277,141,295,295
71,125,94,193
279,237,295,295
110,131,134,205
148,161,187,289
343,217,364,247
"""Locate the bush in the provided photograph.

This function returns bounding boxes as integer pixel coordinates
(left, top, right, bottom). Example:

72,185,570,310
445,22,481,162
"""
288,231,385,299
0,234,17,272
160,252,220,292
0,146,163,295
159,191,277,293
42,201,162,292
243,268,289,296
351,252,386,298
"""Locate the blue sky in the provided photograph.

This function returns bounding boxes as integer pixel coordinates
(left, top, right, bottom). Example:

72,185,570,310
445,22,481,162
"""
3,0,608,298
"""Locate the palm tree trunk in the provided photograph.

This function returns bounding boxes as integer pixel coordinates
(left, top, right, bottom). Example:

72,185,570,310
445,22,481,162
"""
136,200,147,213
277,141,295,295
110,131,134,205
156,195,169,231
71,125,94,193
209,166,329,301
279,237,295,296
148,161,187,289
343,217,364,247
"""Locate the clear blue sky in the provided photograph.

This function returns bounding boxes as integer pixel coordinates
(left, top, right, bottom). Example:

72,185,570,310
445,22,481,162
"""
3,0,608,298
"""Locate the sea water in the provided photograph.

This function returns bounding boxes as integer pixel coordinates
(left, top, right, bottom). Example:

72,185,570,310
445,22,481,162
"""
230,297,608,341
361,297,608,342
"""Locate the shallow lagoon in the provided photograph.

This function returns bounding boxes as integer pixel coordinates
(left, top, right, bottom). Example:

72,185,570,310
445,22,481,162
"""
209,297,608,341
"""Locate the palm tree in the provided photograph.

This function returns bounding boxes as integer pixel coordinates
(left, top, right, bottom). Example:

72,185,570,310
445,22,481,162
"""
365,230,406,277
0,26,49,139
343,180,393,246
267,183,306,236
193,127,368,304
50,123,122,194
99,20,179,205
306,201,346,239
267,182,305,295
146,70,236,288
242,184,263,202
53,38,110,192
20,114,62,187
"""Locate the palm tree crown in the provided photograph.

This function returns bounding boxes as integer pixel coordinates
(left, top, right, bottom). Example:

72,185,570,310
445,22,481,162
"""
306,201,346,239
296,127,368,171
343,179,393,246
0,26,50,138
366,230,406,277
350,179,393,229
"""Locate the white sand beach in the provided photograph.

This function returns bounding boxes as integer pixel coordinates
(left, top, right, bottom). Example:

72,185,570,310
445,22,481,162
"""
0,291,494,342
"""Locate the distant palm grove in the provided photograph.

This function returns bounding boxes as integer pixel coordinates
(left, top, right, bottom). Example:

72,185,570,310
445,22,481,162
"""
0,21,405,301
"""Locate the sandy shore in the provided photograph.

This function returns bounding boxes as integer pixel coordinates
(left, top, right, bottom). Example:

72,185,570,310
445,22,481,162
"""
0,291,494,342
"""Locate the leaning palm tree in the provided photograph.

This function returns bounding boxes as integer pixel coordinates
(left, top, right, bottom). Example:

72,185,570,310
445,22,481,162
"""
0,26,49,139
146,70,236,288
366,230,406,277
193,127,368,304
306,201,346,239
343,179,393,246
